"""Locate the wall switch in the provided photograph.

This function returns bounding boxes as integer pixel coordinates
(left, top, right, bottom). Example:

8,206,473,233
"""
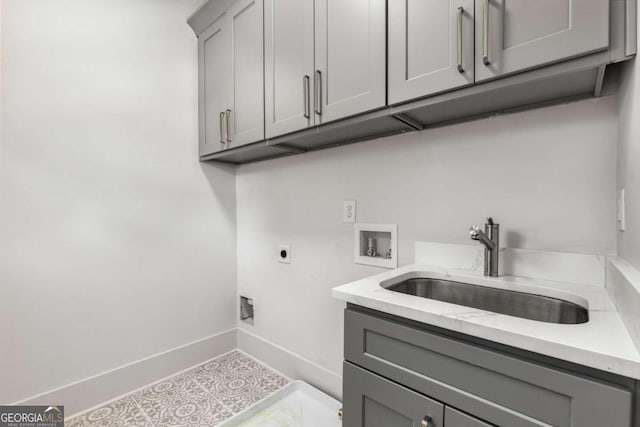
344,200,356,223
618,189,626,231
278,245,291,263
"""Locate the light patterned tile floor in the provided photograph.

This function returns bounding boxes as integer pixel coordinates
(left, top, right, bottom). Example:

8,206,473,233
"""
66,351,289,427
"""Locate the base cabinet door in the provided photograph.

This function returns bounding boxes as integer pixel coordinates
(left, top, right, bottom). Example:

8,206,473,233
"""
475,0,609,82
314,0,386,124
198,14,231,157
227,0,265,148
388,0,474,105
264,0,315,138
343,362,444,427
345,308,634,427
445,407,492,427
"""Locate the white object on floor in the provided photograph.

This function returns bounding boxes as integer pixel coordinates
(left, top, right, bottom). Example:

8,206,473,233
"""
219,381,341,427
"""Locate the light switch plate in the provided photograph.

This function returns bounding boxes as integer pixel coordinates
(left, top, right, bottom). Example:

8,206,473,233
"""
344,200,356,223
618,189,626,231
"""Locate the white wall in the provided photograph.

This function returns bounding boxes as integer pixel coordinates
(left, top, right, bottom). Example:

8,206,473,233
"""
0,0,237,404
617,5,640,272
236,97,619,378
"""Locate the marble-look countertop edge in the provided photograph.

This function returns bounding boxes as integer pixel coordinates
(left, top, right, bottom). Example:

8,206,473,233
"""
332,264,640,380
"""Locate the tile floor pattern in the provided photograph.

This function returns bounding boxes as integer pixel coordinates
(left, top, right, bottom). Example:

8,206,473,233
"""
66,351,289,427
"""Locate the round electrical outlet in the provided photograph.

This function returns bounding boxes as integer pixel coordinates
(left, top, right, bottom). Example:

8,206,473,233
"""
278,245,291,263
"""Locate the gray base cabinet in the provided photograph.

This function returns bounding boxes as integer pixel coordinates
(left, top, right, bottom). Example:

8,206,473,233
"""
343,306,636,427
344,362,444,427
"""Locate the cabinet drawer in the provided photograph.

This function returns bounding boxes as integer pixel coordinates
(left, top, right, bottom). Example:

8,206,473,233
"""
343,362,444,427
345,308,632,427
445,407,492,427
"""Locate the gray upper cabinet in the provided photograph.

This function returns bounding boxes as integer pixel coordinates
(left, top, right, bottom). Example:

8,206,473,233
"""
475,0,610,82
190,0,633,163
227,0,265,148
199,14,230,157
197,0,264,156
314,0,386,124
388,0,475,105
264,0,315,138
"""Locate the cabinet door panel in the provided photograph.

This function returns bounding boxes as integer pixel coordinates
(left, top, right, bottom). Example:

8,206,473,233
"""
228,0,264,147
314,0,386,124
264,0,314,138
199,15,230,156
345,308,633,427
475,0,609,82
389,0,474,105
445,407,492,427
343,362,444,427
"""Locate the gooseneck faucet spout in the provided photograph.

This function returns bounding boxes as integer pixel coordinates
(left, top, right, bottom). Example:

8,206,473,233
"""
469,217,500,277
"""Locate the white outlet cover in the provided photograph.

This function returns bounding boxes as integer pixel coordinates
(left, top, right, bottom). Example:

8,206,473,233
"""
343,200,356,223
278,245,291,263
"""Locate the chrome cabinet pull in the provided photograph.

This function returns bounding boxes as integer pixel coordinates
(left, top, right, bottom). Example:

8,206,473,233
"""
303,75,310,119
219,111,226,145
225,109,232,143
314,70,322,116
483,0,490,65
457,6,464,73
421,416,432,427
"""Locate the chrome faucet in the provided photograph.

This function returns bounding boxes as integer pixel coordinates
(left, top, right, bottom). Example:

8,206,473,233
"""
469,217,500,277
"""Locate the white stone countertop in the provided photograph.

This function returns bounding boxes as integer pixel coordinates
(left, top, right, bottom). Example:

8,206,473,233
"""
332,264,640,380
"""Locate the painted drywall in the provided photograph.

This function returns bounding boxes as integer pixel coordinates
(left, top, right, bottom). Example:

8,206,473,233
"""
617,4,640,271
236,97,618,378
0,0,237,404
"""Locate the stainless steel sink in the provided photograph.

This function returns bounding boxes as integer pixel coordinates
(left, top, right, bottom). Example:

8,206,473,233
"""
382,277,588,324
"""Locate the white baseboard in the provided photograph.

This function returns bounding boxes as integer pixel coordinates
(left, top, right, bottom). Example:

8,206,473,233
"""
13,328,344,417
237,328,343,400
13,329,237,417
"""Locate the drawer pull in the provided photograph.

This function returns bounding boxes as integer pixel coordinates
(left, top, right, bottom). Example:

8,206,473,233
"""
482,0,490,65
303,75,310,119
219,111,226,145
225,109,232,143
457,7,464,73
421,415,432,427
314,70,322,116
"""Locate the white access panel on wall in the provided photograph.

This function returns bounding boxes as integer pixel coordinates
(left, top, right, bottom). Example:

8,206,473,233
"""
355,224,398,269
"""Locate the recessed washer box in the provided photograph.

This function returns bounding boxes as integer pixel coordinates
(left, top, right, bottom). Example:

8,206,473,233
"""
354,223,397,269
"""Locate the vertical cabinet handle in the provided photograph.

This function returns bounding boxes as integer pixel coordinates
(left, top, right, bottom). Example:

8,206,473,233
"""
219,111,226,145
457,7,464,73
483,0,490,65
225,109,232,143
421,416,432,427
314,70,322,116
303,75,310,119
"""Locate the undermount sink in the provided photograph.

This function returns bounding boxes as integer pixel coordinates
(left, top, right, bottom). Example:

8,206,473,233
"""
381,276,589,325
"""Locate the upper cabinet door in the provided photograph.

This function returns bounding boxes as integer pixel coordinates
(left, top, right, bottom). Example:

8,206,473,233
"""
264,0,315,139
199,14,231,157
227,0,265,148
475,0,609,82
314,0,386,124
388,0,475,105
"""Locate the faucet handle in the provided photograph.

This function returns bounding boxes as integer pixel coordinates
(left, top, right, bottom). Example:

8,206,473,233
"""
469,226,481,239
486,217,494,226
